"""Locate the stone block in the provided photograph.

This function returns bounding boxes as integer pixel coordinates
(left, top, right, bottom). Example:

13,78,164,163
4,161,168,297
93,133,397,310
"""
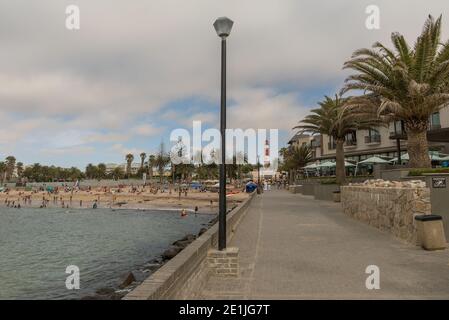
207,247,239,278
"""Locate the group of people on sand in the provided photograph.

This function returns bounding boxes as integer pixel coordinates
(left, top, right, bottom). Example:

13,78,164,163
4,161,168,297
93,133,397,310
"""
5,199,21,208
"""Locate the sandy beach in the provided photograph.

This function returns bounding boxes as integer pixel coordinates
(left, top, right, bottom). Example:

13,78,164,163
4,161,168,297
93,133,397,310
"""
0,185,249,214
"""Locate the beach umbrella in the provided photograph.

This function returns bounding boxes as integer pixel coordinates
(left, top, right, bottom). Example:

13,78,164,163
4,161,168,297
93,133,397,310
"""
303,163,319,169
429,152,448,161
344,161,356,167
392,152,446,163
358,156,392,165
317,161,355,168
355,156,391,176
391,153,410,163
317,161,336,168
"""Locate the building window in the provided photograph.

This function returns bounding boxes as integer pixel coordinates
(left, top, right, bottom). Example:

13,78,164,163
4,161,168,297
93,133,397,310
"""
328,136,336,150
345,131,357,142
430,112,441,130
345,131,357,146
394,120,405,135
365,128,381,143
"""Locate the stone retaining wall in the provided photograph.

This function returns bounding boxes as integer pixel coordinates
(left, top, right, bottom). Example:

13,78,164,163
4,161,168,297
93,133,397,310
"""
314,184,340,201
341,185,431,244
289,185,303,194
302,183,316,196
123,192,256,300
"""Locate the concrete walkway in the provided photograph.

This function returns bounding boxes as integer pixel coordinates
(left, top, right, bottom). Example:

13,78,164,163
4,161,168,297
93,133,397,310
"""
200,190,449,299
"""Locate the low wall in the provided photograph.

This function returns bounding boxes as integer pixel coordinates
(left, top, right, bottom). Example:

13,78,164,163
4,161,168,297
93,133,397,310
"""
302,182,316,196
341,185,431,244
123,192,256,300
314,184,340,201
289,185,303,194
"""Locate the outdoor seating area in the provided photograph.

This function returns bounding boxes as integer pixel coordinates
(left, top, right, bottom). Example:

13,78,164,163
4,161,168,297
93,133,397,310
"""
302,152,449,179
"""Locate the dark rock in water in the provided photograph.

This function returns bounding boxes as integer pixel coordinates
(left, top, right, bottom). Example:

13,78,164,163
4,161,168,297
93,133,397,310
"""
118,271,136,289
149,257,162,264
131,270,146,282
162,246,182,260
172,239,192,248
198,228,208,237
96,287,115,296
144,262,162,273
86,288,127,300
143,257,164,272
80,295,107,300
209,217,218,225
181,234,196,241
110,292,126,300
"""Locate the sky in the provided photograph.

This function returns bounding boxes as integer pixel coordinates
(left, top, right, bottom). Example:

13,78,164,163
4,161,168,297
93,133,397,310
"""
0,0,448,168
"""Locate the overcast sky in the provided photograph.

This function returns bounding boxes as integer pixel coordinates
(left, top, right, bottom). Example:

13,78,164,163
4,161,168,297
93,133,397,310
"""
0,0,448,168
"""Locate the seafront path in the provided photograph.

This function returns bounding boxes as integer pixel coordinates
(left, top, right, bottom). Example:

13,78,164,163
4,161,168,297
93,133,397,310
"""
199,189,449,299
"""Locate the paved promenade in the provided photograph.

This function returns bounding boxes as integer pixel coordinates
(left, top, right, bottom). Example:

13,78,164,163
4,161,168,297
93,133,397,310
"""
200,190,449,299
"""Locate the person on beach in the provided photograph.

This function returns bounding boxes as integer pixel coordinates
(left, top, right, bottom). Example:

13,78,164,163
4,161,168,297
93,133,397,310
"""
194,206,198,216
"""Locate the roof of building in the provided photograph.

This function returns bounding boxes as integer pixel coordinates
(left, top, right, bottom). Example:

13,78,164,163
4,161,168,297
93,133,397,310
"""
288,133,309,145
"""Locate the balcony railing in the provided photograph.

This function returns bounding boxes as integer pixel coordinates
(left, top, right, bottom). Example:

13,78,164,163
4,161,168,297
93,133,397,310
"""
310,140,321,148
389,129,406,139
344,140,357,148
364,135,381,144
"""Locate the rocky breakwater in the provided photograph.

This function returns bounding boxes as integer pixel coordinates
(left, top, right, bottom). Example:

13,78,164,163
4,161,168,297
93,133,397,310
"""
81,226,210,300
341,179,431,244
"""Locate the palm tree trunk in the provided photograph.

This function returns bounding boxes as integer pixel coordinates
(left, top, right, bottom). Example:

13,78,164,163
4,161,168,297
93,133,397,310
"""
335,138,346,185
407,129,431,168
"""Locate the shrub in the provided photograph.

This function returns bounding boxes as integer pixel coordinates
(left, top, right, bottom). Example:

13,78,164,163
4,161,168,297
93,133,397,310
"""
408,168,449,176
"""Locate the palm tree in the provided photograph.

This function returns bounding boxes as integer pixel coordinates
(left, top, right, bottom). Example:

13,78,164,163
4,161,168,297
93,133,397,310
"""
85,163,98,179
148,154,155,180
155,143,170,183
139,152,146,170
16,162,24,179
281,144,313,183
125,153,134,178
0,161,6,184
5,156,16,181
97,163,107,180
112,166,125,180
342,15,449,168
295,95,376,184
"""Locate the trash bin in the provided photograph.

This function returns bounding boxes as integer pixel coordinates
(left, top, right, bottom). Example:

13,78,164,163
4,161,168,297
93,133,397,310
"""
414,215,447,250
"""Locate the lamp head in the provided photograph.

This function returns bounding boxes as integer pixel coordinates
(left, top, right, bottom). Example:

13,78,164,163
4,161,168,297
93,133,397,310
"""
213,17,234,38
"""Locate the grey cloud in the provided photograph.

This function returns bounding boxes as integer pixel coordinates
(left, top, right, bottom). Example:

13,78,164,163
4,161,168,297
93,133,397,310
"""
0,0,448,164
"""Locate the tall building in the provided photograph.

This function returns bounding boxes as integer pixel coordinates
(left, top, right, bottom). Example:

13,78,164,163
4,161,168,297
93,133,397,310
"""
287,133,322,160
315,106,449,162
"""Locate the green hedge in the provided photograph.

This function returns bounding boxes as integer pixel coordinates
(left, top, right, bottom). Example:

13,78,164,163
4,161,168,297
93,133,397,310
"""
408,168,449,176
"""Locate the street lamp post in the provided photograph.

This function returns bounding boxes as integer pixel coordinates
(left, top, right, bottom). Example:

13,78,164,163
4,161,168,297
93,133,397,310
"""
213,17,233,251
257,155,261,194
